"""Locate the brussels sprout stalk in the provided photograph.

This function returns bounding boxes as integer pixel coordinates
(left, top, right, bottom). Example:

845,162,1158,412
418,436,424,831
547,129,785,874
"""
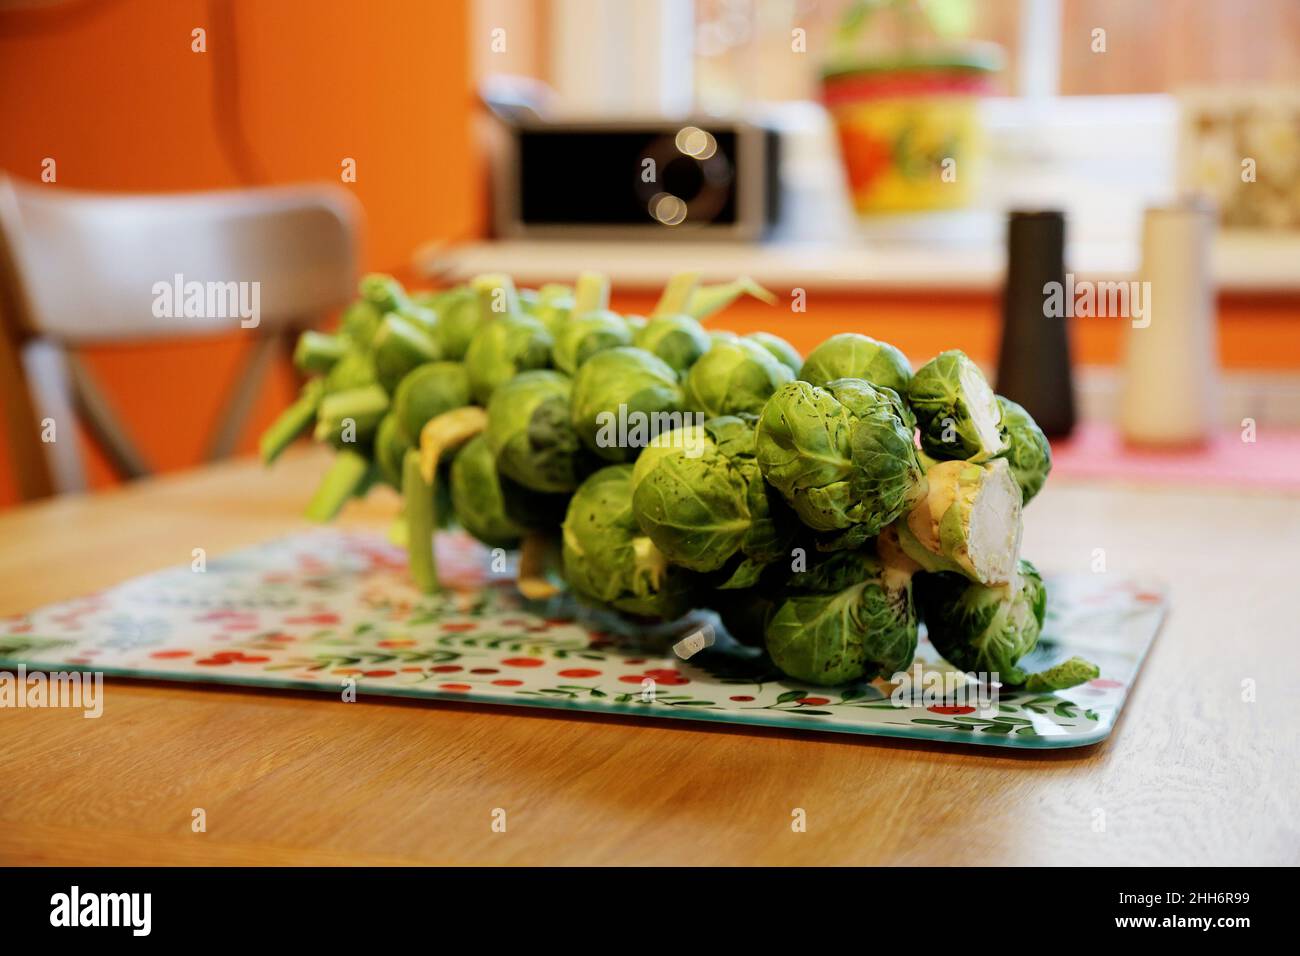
304,448,370,522
518,534,562,600
260,379,324,465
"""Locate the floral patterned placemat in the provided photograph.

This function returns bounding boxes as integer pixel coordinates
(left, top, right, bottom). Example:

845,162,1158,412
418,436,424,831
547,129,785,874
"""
0,530,1166,749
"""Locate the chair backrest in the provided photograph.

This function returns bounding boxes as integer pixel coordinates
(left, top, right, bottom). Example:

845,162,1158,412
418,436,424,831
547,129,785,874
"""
0,174,363,500
0,174,360,343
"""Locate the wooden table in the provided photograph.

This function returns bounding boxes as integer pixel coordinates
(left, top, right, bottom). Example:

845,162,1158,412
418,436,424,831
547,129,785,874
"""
1,447,1296,865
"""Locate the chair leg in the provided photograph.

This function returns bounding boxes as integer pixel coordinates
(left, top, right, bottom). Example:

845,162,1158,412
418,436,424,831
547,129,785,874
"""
64,350,151,481
18,340,86,495
204,330,286,462
1,336,57,500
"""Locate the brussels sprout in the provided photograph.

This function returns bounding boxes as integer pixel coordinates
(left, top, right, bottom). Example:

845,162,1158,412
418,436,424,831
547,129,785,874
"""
914,559,1046,685
374,411,411,487
907,350,1008,461
755,379,926,543
373,313,442,394
634,314,712,374
897,457,1023,585
464,313,554,405
392,361,471,444
631,416,793,586
358,273,408,316
996,396,1052,504
427,287,483,361
765,549,918,686
799,332,911,393
553,309,632,374
571,347,685,462
561,465,694,618
450,433,526,549
324,348,377,392
746,331,802,376
685,337,793,418
533,290,575,339
486,370,589,493
340,300,382,347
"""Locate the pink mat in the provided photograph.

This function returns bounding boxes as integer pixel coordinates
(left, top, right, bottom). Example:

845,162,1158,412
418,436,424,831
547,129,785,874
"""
1048,423,1300,493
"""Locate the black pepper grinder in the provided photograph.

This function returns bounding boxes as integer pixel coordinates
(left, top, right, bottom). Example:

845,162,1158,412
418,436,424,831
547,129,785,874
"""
995,210,1076,438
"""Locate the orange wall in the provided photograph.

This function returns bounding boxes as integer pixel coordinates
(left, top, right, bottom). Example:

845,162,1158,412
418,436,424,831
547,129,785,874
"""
611,291,1300,372
0,0,478,506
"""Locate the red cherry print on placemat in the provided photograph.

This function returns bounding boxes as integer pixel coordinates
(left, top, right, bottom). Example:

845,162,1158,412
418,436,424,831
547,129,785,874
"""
439,683,471,692
431,665,462,673
149,650,193,659
363,670,396,678
501,657,544,668
729,695,755,702
557,668,601,678
927,705,976,715
491,679,523,687
798,697,830,706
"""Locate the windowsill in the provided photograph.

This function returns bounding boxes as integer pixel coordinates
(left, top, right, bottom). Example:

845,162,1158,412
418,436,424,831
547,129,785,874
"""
416,232,1300,294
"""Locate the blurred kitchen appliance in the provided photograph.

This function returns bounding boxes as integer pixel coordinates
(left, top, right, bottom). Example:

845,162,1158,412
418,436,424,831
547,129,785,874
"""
492,117,781,240
996,210,1076,438
1120,200,1219,446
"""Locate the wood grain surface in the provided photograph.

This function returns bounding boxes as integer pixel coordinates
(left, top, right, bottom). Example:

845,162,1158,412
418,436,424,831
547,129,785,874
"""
1,447,1297,865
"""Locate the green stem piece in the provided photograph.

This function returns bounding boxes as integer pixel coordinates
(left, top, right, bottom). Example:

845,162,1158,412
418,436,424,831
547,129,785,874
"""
685,277,777,320
259,379,324,465
293,331,347,375
652,271,701,317
403,448,438,593
472,273,520,322
304,449,370,522
313,384,390,445
573,271,610,316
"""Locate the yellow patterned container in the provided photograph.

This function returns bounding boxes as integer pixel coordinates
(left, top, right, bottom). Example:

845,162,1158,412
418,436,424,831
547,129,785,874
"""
822,49,999,215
